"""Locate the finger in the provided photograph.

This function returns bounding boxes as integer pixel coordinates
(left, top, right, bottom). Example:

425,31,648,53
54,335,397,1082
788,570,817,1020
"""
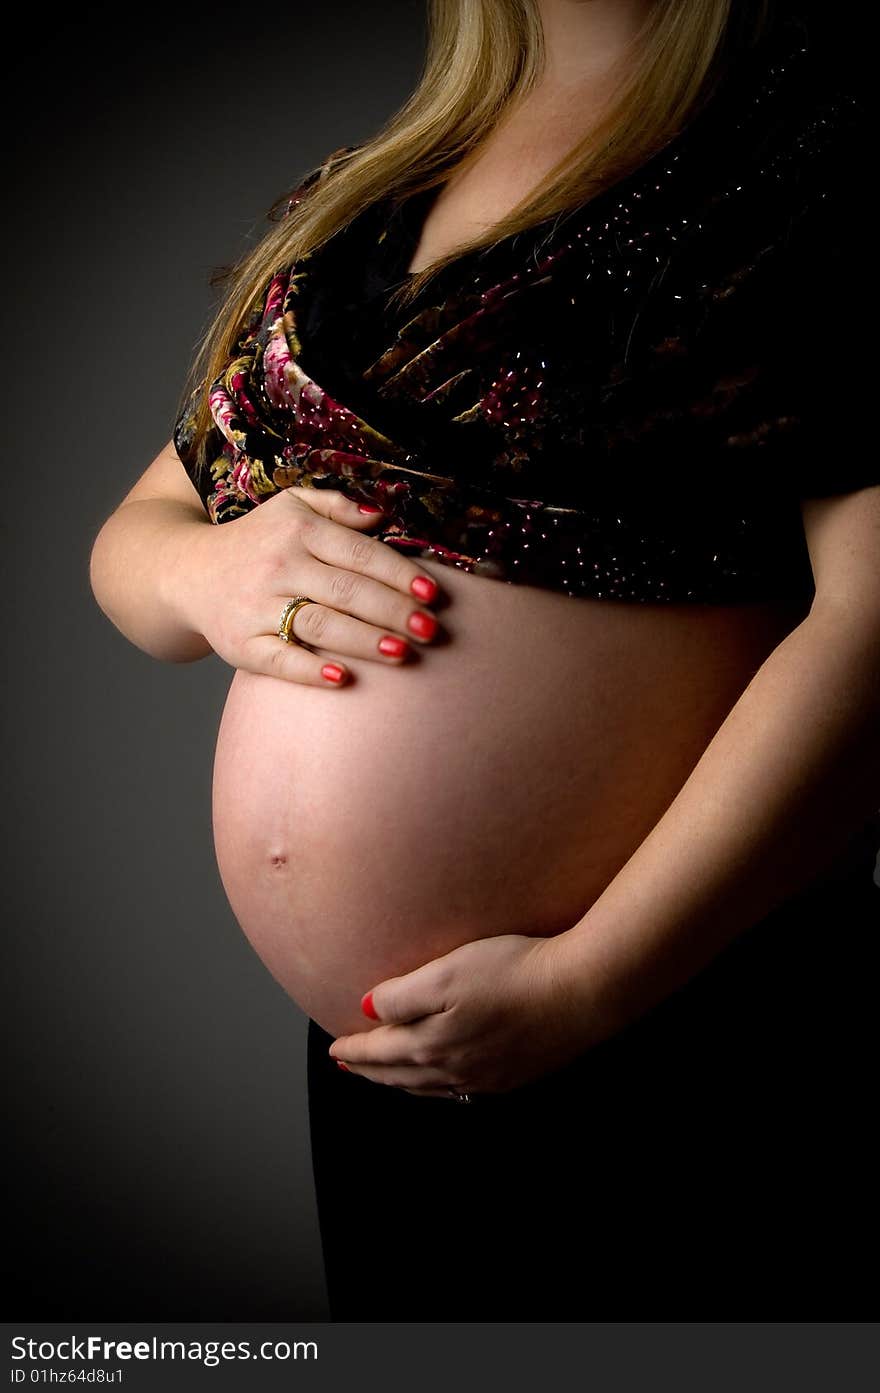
330,1022,431,1066
281,483,393,533
287,487,444,612
269,572,425,665
305,553,443,649
359,957,457,1026
383,1080,466,1101
240,559,427,683
400,1087,467,1100
340,1061,463,1095
241,631,354,688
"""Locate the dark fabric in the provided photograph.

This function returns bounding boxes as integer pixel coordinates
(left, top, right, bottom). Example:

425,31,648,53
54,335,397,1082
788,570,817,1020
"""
307,843,879,1321
174,11,875,605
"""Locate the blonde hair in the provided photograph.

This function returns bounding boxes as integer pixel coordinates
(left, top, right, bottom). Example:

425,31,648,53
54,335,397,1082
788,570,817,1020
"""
177,0,773,481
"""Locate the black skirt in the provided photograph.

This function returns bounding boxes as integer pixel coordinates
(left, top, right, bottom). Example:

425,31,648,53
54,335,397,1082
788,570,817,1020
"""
307,839,879,1321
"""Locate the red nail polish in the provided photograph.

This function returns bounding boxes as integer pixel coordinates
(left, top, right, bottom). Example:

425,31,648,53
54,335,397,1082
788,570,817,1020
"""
407,611,438,640
361,990,379,1020
335,1060,350,1071
358,504,383,514
411,575,438,602
378,635,410,658
321,663,346,684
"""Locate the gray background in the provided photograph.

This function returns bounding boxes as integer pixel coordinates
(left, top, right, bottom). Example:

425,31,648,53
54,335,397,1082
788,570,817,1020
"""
4,0,425,1319
2,0,858,1323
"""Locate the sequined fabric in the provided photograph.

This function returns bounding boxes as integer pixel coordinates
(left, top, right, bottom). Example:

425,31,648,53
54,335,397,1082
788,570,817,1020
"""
173,13,873,604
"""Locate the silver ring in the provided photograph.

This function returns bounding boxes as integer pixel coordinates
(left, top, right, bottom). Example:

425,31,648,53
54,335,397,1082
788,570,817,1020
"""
278,595,317,645
447,1087,473,1104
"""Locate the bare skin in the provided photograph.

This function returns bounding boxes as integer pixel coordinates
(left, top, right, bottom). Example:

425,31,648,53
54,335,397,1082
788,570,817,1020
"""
212,0,880,1071
407,0,650,271
213,565,801,1040
210,0,697,1038
89,0,880,1101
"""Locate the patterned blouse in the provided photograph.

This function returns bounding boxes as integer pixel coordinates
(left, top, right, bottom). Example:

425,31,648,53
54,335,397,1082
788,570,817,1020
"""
173,12,873,605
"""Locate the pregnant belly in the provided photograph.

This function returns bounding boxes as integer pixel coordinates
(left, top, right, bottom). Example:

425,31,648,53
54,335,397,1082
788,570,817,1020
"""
211,558,798,1038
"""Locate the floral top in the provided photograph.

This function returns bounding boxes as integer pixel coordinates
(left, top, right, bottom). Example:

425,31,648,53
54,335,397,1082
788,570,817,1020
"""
173,13,873,604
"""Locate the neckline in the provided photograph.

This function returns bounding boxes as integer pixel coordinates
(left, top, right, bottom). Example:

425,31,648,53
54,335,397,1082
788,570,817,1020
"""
378,11,807,298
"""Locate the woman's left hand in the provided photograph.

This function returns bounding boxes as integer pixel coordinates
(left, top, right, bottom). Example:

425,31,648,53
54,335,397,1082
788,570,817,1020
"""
328,932,608,1098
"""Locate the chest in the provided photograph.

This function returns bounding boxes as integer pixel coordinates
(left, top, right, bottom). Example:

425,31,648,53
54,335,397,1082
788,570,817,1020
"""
294,147,806,517
406,93,611,275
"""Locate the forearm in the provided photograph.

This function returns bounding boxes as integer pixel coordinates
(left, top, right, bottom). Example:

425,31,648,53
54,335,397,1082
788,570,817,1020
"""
552,601,880,1041
89,498,215,663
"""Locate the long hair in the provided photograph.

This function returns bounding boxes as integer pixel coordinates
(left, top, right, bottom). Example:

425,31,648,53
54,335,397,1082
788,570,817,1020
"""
177,0,774,480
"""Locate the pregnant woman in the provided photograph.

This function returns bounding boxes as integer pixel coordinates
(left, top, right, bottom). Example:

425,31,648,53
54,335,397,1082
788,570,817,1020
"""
90,0,878,1320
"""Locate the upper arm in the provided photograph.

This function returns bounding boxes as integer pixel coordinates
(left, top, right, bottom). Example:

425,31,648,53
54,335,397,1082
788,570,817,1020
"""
118,438,209,516
801,485,880,623
757,97,880,619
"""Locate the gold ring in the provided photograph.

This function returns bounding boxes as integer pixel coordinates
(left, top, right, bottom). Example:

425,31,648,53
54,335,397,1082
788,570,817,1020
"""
278,596,317,645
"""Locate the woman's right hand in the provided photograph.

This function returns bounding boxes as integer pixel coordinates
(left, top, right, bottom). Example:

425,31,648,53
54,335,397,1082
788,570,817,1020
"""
180,485,444,686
